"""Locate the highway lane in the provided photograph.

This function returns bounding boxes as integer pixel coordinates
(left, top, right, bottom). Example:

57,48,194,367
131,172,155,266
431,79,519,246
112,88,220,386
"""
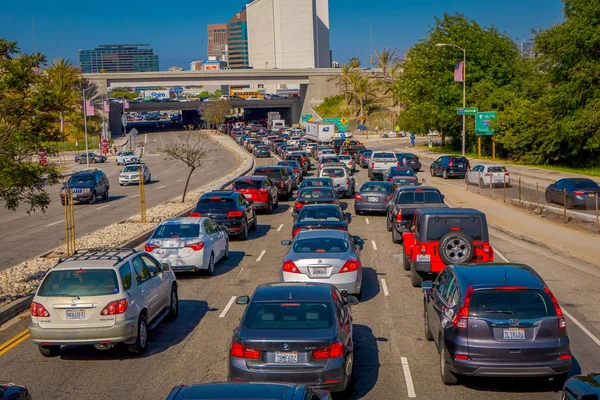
1,145,599,399
0,130,237,271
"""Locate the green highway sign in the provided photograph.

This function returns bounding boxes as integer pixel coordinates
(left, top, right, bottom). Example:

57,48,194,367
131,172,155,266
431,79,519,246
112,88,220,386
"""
301,114,312,122
475,112,497,135
457,107,478,116
323,117,348,133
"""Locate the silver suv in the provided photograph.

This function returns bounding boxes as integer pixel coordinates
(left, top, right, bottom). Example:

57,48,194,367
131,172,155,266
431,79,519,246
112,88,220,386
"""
320,166,355,198
29,248,178,357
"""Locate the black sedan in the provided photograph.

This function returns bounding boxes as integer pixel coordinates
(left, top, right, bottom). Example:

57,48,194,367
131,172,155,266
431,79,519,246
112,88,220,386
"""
293,187,339,219
292,204,349,237
167,382,331,400
228,283,357,393
190,191,257,240
545,178,600,209
386,166,418,184
396,153,422,172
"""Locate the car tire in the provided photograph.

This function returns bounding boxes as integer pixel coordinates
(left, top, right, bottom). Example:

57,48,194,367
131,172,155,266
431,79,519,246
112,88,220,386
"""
206,253,215,276
403,251,411,271
89,192,97,204
91,158,96,164
386,215,392,232
552,373,569,391
147,174,151,183
411,265,423,288
239,222,249,240
38,345,61,357
442,169,448,179
545,191,552,204
116,160,120,165
439,231,474,265
128,314,148,355
102,189,109,201
424,307,434,341
167,286,179,321
440,341,459,385
392,227,403,244
223,240,229,260
251,215,258,231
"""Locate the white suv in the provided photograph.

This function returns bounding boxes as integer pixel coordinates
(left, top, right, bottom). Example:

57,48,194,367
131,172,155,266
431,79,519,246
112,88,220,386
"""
29,248,178,357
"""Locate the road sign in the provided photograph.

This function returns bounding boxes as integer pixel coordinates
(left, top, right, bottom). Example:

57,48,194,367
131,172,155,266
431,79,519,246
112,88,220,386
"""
301,114,312,122
457,107,478,115
323,117,348,133
37,148,47,157
39,156,47,165
101,139,109,148
170,87,184,93
129,128,139,137
101,148,109,155
341,117,347,125
476,112,497,135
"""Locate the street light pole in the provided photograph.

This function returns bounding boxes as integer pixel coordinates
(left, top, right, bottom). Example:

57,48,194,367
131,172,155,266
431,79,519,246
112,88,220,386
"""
365,19,373,67
82,87,92,168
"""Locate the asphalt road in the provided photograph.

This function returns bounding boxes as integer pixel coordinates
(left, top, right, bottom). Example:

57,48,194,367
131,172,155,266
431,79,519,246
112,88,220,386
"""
0,129,237,271
1,142,600,399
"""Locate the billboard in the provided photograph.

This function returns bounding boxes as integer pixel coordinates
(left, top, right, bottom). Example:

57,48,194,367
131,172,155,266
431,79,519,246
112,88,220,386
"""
143,90,170,99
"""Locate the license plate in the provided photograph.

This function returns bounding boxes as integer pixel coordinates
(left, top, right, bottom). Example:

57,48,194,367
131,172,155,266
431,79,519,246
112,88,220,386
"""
368,197,378,202
166,249,179,255
275,351,298,363
458,164,464,167
311,267,328,276
503,328,526,340
66,309,85,320
336,184,341,187
244,194,253,199
72,194,78,198
416,254,431,262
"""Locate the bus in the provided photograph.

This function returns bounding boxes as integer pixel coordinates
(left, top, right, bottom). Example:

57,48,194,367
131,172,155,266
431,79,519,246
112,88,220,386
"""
230,88,265,99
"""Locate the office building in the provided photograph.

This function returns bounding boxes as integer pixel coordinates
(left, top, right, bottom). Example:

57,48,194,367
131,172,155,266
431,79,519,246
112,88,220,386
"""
207,24,228,60
190,60,204,71
246,0,330,69
203,57,228,70
519,39,536,59
227,7,250,69
78,44,159,73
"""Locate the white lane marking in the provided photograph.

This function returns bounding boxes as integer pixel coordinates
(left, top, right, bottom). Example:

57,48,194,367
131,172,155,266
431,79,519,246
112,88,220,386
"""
276,224,284,232
46,220,63,227
219,296,236,318
493,246,509,262
289,207,293,213
274,154,282,161
371,240,377,250
95,204,110,210
366,218,370,225
381,279,389,296
158,185,166,189
177,179,183,182
144,134,148,144
401,357,417,398
256,250,266,262
132,194,140,198
191,174,196,177
235,267,244,279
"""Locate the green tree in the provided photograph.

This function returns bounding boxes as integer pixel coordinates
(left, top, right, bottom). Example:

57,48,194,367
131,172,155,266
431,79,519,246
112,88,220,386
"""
348,70,378,124
330,64,355,105
43,58,79,134
349,57,361,69
374,47,400,77
201,100,231,129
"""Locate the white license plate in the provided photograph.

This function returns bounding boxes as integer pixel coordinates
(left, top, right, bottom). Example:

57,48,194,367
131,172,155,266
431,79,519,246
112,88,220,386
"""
416,254,431,262
244,194,253,199
275,351,298,363
72,194,78,198
311,267,328,276
458,164,464,167
368,197,378,202
166,249,179,255
503,328,526,340
66,309,85,320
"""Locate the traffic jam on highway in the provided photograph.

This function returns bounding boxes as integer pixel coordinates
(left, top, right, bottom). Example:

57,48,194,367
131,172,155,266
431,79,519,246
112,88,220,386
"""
2,120,599,400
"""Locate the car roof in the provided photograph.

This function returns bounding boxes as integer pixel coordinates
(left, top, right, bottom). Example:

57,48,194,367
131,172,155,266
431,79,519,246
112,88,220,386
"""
170,382,299,399
53,249,140,270
253,283,333,302
417,207,483,216
255,166,284,171
476,164,505,168
452,263,545,291
160,217,203,225
295,229,347,239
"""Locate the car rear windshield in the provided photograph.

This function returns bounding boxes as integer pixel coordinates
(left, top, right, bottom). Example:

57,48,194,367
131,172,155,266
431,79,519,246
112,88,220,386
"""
299,188,334,200
390,168,414,176
198,197,235,205
488,166,507,173
573,179,600,189
254,169,281,180
392,178,417,186
38,269,119,297
362,151,373,157
396,191,442,204
360,183,391,192
122,166,142,172
373,152,395,159
322,168,346,178
293,237,349,253
427,216,483,241
152,223,200,239
469,290,556,320
233,180,263,189
245,302,333,330
298,207,341,222
402,153,418,159
302,180,333,188
451,157,469,165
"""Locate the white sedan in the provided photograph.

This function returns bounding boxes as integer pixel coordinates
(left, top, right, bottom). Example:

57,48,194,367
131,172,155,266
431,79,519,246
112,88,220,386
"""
116,151,139,165
145,217,229,276
466,164,511,187
119,164,151,186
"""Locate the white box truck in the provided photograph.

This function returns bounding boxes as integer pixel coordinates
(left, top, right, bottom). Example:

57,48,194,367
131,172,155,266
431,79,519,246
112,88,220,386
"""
306,122,335,143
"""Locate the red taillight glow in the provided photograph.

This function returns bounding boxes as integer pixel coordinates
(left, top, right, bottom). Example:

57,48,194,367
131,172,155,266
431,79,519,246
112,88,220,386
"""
230,342,260,359
283,260,300,273
280,180,285,189
295,202,305,209
30,302,50,317
228,211,244,218
395,210,403,222
312,342,344,359
371,162,375,169
185,242,205,251
574,191,584,196
455,354,469,361
355,193,363,201
190,211,202,217
493,286,527,290
340,259,361,273
292,228,301,237
101,299,128,315
397,162,401,167
559,354,571,360
452,285,474,330
144,244,159,252
544,287,566,329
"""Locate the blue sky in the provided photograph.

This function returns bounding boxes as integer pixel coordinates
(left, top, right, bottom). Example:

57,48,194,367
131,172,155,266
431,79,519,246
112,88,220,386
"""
0,0,564,70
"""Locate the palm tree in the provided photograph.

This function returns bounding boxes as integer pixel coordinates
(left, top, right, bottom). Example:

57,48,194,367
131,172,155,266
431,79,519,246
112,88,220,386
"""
330,64,355,105
349,57,361,69
374,47,399,77
349,71,378,132
44,58,79,133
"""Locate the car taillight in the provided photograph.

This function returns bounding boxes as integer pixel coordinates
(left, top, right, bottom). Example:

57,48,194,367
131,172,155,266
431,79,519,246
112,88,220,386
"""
449,159,453,166
144,244,159,252
574,191,584,196
295,202,304,209
545,287,566,329
340,259,361,273
559,354,571,360
505,172,510,176
371,162,375,168
101,299,128,315
312,342,344,359
395,210,403,222
230,342,260,359
30,302,50,317
384,195,392,202
348,161,353,166
482,243,492,254
280,180,285,189
454,354,469,361
452,285,474,330
283,260,300,273
388,177,393,181
420,245,427,254
485,173,492,177
190,211,202,217
346,178,349,185
228,211,244,218
319,164,322,169
355,193,362,201
186,242,205,251
292,228,301,237
397,162,401,167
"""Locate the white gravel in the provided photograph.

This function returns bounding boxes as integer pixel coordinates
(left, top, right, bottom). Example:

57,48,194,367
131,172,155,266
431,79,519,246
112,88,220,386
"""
0,132,252,309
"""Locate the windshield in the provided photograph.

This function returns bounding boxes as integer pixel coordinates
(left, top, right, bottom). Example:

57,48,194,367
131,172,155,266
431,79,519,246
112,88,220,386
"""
360,183,391,193
322,168,345,178
362,151,373,157
301,179,333,188
254,169,281,180
338,155,351,160
470,290,555,320
122,166,142,173
120,152,134,156
198,197,235,205
38,269,119,297
152,223,200,239
292,237,349,253
68,174,93,184
298,207,342,222
234,180,262,189
245,302,333,330
488,166,507,173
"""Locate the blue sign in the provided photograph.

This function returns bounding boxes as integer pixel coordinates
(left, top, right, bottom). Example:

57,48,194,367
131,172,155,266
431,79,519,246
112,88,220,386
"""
323,127,330,132
170,88,184,93
340,133,346,139
358,125,367,131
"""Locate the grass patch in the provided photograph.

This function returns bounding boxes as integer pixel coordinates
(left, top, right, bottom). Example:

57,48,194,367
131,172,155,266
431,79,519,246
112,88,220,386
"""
56,136,111,152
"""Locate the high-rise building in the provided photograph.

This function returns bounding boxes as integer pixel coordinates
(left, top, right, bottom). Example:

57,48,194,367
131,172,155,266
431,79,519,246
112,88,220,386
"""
208,24,228,60
519,39,536,59
190,60,204,71
227,8,250,69
78,44,159,73
246,0,330,69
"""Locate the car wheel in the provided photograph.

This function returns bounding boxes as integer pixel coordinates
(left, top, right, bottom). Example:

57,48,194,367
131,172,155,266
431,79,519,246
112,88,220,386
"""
545,191,552,204
410,265,423,288
38,345,61,357
206,253,215,276
89,192,97,204
251,215,258,231
116,160,120,165
386,216,392,232
223,240,229,260
128,314,148,354
102,189,109,201
403,251,411,271
566,196,573,209
167,286,179,321
424,307,434,341
239,222,249,240
552,373,569,391
91,158,96,164
147,174,151,183
392,227,403,244
442,169,448,179
430,167,435,177
439,231,474,265
440,341,458,385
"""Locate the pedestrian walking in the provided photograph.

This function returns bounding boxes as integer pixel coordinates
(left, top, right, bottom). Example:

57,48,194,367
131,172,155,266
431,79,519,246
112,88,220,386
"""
410,132,416,146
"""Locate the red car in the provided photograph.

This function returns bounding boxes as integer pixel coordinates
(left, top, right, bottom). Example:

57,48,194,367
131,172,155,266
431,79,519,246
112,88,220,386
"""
232,176,279,214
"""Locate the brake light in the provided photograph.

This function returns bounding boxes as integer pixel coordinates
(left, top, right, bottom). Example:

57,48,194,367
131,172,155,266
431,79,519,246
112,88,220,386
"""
545,287,566,329
388,177,393,181
449,159,453,166
493,286,527,290
295,202,305,209
574,191,584,196
371,162,375,168
312,342,344,359
340,259,361,273
228,211,244,218
482,243,492,254
485,173,492,177
292,228,301,237
452,285,474,330
348,161,353,166
384,195,392,202
30,302,50,317
454,354,469,361
397,162,401,167
420,245,427,254
283,260,300,273
186,242,205,251
190,211,202,217
505,172,510,176
355,193,362,201
230,342,260,359
280,180,285,189
144,244,159,252
346,178,349,185
559,354,572,360
395,210,403,222
101,299,128,315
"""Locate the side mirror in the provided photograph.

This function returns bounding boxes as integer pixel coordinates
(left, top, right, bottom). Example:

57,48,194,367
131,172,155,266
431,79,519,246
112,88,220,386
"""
236,296,250,305
421,281,433,291
161,262,171,272
353,236,364,249
441,194,445,200
345,212,352,220
281,240,292,246
219,225,229,232
345,295,359,305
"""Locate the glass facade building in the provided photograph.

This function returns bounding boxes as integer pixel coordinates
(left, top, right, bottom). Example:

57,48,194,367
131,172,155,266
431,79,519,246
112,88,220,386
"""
78,44,159,73
227,8,250,69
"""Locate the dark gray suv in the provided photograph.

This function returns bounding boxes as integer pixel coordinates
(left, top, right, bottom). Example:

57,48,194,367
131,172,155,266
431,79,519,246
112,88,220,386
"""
60,170,110,205
422,263,571,386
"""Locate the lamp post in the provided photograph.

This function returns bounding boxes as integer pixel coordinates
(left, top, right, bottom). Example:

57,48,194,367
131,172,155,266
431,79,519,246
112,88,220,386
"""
365,19,373,67
436,43,466,157
82,87,94,168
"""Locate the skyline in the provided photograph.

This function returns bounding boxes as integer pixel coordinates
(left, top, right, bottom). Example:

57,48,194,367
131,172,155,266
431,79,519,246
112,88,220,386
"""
0,0,564,70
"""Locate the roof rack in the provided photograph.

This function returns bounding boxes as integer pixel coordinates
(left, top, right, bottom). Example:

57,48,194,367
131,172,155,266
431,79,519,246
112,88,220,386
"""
58,248,137,265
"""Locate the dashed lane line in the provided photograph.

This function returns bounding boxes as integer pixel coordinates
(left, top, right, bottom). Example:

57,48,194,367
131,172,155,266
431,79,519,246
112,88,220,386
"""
256,250,266,262
95,204,110,210
381,279,389,296
401,357,417,398
492,246,509,262
371,240,377,250
177,179,183,182
157,185,166,189
46,220,63,227
132,194,140,198
365,218,370,225
276,224,284,232
219,296,236,318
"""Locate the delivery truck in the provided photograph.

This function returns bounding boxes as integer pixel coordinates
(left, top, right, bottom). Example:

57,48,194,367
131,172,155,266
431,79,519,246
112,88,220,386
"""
306,122,335,143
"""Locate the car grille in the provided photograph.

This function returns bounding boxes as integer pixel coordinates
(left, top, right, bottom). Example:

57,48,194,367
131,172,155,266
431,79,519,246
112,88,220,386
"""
71,188,86,194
